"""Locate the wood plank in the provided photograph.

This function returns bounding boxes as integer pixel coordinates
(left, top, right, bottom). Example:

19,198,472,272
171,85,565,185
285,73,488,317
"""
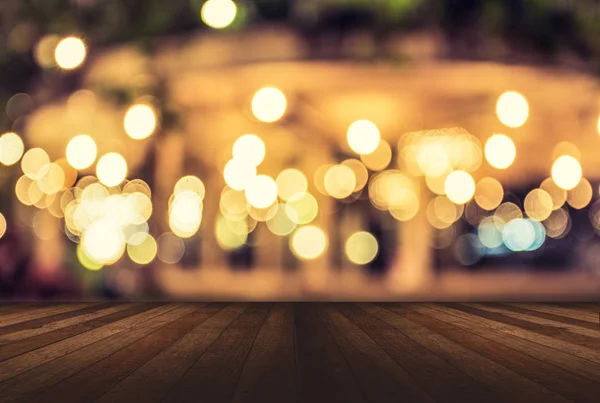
0,303,148,362
0,303,130,343
0,303,39,316
162,304,271,403
95,303,247,403
500,303,599,331
515,303,598,323
415,304,600,384
23,304,225,403
294,303,366,403
470,303,600,338
0,303,170,382
396,304,600,403
319,305,435,403
0,303,94,327
370,303,567,403
232,304,298,403
450,303,600,352
345,304,500,403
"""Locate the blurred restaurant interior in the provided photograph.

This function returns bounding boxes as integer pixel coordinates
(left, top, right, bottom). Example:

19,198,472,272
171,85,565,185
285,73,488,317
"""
1,0,600,300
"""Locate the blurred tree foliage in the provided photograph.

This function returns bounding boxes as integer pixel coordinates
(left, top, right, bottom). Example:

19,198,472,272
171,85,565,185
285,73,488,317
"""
1,0,599,128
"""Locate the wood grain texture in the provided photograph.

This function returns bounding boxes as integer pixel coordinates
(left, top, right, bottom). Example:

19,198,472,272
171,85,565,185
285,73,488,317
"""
0,302,598,403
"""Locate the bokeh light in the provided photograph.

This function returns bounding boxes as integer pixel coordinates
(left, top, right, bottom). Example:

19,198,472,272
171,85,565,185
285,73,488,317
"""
96,152,128,187
345,231,378,265
0,213,6,239
324,164,356,199
232,134,265,167
474,177,504,211
341,159,369,192
290,226,327,260
201,0,237,29
127,233,157,264
502,218,535,251
285,192,318,225
478,216,504,248
124,104,157,140
174,175,205,200
215,215,247,250
276,169,307,201
360,139,391,171
266,203,297,236
444,170,475,205
54,36,86,70
245,175,278,209
551,155,582,190
540,178,566,210
496,91,529,128
566,178,592,209
81,219,126,265
66,135,97,170
347,120,380,155
21,148,50,180
224,159,257,191
484,134,516,169
494,202,523,225
251,87,287,123
157,232,185,264
169,190,203,238
0,132,24,166
524,188,553,221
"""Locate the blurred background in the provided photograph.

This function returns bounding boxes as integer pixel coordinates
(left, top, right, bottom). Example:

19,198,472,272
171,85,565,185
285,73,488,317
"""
1,0,600,301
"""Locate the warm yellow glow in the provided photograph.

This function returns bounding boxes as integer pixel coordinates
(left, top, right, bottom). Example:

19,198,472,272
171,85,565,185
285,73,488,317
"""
360,140,391,171
276,169,307,201
347,119,380,155
290,226,327,260
220,188,248,220
0,212,6,239
341,159,368,192
127,233,157,265
34,35,60,68
201,0,237,29
125,192,153,225
124,104,157,140
597,115,600,136
552,141,580,161
474,177,504,211
426,196,463,229
417,142,450,177
544,208,570,239
285,192,318,225
566,178,592,209
494,202,523,228
223,159,256,191
66,135,97,170
215,215,247,250
0,132,24,166
157,232,185,264
389,189,420,222
324,165,356,199
21,148,49,180
251,87,287,123
484,134,516,169
37,163,65,195
245,175,278,209
551,155,582,190
77,244,103,271
266,203,297,236
169,191,203,238
174,175,205,200
496,91,528,128
96,152,128,187
54,36,86,70
81,219,126,265
524,189,553,221
345,231,378,265
540,178,566,210
232,134,266,167
444,170,475,205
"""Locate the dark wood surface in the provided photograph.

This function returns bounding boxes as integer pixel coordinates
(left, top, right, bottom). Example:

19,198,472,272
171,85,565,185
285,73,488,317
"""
0,303,599,402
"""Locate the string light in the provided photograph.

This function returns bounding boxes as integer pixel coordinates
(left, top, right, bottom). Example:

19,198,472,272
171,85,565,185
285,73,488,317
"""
66,135,97,170
496,91,529,128
201,0,237,29
54,36,86,70
96,153,128,187
124,104,157,140
251,87,287,123
347,120,380,155
551,155,582,190
484,134,516,169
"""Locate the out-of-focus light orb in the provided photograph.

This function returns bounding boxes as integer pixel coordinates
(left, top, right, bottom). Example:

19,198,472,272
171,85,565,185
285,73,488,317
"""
127,233,157,265
21,148,50,179
276,169,307,201
223,158,256,191
360,140,391,171
345,231,378,265
444,170,475,205
324,164,356,199
81,219,126,265
290,226,327,260
567,178,592,209
157,232,185,264
201,0,237,29
124,104,157,140
426,196,463,229
245,175,278,209
474,177,504,211
251,87,287,123
215,215,247,250
347,120,380,155
37,163,65,195
169,191,203,238
341,159,368,192
453,234,484,266
77,244,103,271
389,189,420,222
494,202,523,227
477,216,504,248
0,132,24,166
54,36,86,70
496,91,529,128
502,218,535,251
524,188,553,221
551,155,582,190
540,178,566,210
544,208,570,239
232,134,265,167
417,142,450,177
96,152,127,187
66,135,97,169
484,134,516,169
285,192,318,225
266,203,297,236
526,219,546,251
0,212,6,239
174,175,205,200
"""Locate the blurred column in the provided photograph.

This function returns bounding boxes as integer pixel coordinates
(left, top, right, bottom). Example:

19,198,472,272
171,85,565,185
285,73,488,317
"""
154,132,185,234
200,173,225,268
